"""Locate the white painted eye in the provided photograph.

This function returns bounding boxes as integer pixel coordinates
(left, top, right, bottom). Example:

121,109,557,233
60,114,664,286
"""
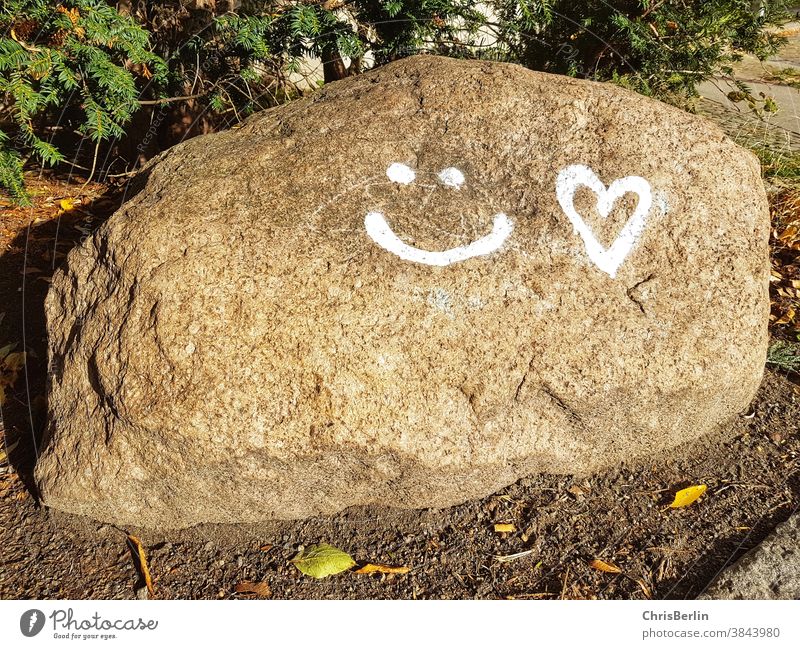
438,167,465,189
386,162,416,185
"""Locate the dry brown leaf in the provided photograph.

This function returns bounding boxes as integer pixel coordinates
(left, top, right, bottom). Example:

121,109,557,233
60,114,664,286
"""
669,484,707,508
354,563,411,575
10,27,42,51
635,577,653,599
589,559,622,574
494,523,516,533
1,351,26,406
127,535,154,596
0,440,19,464
567,484,586,497
779,224,798,243
235,580,271,597
2,351,25,374
56,5,81,26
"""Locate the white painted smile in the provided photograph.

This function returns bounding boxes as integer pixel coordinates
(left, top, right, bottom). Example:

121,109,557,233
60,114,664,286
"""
365,163,514,267
365,211,513,267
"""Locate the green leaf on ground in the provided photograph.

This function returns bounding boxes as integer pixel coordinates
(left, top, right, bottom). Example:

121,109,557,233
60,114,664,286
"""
767,341,800,373
291,543,355,578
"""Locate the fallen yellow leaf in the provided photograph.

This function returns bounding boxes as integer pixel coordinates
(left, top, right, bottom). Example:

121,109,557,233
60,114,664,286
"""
59,198,76,211
589,559,622,574
355,563,411,575
127,535,154,596
494,523,516,533
669,484,707,508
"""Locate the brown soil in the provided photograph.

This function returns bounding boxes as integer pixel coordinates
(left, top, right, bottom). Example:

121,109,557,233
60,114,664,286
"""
1,173,799,600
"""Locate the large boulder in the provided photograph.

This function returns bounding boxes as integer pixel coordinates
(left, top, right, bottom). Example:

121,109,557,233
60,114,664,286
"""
36,55,770,529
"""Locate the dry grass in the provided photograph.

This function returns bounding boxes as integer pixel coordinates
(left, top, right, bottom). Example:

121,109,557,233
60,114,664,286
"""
766,180,800,342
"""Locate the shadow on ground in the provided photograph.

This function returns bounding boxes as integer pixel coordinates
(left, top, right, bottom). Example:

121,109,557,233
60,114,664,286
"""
0,173,150,494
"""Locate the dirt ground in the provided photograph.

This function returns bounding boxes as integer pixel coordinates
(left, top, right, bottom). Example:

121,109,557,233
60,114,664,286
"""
0,167,798,600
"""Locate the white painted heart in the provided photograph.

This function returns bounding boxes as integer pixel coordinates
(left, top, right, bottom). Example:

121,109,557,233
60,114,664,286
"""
556,164,652,278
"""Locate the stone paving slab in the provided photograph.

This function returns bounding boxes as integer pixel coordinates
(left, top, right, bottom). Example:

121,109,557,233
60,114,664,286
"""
700,512,800,599
696,98,800,152
697,23,800,152
697,80,800,146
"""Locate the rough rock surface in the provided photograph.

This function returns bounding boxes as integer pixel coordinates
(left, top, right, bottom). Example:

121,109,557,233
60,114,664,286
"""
701,513,800,599
36,55,770,529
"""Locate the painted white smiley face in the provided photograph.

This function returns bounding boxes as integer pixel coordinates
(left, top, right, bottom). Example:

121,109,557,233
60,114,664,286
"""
364,163,514,267
363,161,657,278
